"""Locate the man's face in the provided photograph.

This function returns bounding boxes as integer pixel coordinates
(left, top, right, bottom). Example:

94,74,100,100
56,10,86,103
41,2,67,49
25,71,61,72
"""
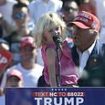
12,7,29,28
63,1,79,23
20,46,36,62
71,25,96,52
6,76,23,87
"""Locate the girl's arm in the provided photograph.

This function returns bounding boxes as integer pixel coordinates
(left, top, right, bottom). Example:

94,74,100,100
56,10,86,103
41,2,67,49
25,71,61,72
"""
46,48,57,87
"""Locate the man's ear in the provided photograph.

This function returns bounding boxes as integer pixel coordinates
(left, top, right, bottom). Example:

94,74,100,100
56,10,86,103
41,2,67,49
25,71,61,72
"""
89,29,97,36
89,29,94,34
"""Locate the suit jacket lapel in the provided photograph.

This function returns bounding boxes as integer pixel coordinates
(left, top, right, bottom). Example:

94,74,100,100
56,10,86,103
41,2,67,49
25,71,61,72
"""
84,43,99,70
71,46,79,66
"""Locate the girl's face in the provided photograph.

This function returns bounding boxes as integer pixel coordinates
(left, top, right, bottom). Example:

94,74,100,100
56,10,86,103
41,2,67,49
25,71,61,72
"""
43,26,62,44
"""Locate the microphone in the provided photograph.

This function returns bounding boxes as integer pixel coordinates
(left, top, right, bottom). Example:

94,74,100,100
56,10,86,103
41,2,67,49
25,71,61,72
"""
53,35,62,49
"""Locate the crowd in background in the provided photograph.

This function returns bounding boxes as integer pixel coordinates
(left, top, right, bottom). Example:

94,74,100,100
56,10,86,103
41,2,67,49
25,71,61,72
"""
0,0,105,104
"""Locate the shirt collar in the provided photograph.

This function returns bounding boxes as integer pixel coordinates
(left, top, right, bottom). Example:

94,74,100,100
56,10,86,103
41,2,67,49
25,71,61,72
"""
87,40,96,54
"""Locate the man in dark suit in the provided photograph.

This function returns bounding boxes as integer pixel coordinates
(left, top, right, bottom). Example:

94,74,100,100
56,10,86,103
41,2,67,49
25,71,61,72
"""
68,11,105,87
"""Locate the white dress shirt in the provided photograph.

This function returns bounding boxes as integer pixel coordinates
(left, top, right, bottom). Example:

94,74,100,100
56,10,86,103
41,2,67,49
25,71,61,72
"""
77,41,96,77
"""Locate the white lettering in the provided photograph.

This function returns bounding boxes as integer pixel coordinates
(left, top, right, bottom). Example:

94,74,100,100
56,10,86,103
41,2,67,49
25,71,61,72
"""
76,97,84,105
34,98,42,105
64,97,74,105
0,57,8,64
44,98,52,105
54,97,62,105
49,92,57,96
34,97,84,105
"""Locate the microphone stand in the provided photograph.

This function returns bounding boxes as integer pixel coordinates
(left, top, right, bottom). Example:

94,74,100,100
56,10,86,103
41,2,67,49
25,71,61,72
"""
55,44,62,87
53,35,62,87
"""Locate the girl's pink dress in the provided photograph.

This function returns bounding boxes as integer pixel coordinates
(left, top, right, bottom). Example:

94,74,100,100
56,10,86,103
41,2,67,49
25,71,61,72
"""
41,40,78,86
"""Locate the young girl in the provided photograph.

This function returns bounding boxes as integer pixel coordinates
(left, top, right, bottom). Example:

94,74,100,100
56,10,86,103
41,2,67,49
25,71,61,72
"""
34,12,79,87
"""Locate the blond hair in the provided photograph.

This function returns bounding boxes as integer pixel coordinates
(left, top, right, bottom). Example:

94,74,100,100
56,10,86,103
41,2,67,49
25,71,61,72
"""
34,12,67,47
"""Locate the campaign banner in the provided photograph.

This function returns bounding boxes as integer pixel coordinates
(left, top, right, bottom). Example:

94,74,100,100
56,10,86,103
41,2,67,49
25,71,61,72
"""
5,88,105,105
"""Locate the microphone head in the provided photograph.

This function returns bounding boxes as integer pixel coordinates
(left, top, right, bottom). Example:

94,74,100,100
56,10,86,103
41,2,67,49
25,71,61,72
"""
51,29,63,48
53,35,62,44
